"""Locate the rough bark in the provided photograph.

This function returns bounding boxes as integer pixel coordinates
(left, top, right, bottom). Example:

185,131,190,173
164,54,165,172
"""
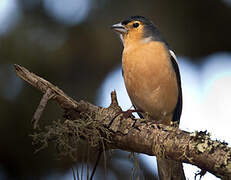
14,64,231,179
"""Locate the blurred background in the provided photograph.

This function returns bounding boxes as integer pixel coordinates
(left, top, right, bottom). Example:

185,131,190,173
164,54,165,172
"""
1,0,231,179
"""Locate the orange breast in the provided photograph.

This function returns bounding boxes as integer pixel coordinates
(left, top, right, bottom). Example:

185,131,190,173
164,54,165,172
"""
122,41,178,122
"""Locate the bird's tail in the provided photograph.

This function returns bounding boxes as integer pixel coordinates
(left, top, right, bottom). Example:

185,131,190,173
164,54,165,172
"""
157,158,186,180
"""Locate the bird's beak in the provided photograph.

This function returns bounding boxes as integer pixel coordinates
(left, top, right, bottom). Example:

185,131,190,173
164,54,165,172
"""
111,23,128,34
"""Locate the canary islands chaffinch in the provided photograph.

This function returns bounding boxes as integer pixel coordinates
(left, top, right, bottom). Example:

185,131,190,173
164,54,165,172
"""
111,15,185,180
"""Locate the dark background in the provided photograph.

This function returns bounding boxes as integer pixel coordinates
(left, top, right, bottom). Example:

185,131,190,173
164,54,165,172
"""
0,0,231,179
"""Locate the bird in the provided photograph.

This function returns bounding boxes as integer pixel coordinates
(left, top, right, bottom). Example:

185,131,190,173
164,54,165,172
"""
111,16,185,180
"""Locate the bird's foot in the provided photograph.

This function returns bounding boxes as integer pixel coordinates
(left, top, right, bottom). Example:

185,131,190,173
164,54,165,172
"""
194,169,206,180
170,120,180,127
150,120,163,129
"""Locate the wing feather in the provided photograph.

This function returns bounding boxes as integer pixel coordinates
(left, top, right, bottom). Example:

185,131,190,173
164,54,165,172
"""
169,50,182,123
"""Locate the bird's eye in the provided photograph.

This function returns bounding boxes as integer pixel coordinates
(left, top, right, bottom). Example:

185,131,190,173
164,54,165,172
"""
133,23,139,28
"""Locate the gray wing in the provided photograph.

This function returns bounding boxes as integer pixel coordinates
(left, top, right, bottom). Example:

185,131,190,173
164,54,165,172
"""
169,50,182,123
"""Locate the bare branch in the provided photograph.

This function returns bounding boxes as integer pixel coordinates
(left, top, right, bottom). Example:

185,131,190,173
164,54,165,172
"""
14,64,231,179
14,64,79,109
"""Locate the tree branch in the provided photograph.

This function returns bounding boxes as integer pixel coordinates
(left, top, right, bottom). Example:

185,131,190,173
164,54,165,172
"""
14,64,231,179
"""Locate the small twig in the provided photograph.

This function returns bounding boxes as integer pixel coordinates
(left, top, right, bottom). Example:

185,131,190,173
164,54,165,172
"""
102,140,107,180
109,91,119,108
14,64,79,110
72,166,77,180
76,165,80,180
32,88,55,129
90,150,102,180
81,155,84,180
87,145,90,180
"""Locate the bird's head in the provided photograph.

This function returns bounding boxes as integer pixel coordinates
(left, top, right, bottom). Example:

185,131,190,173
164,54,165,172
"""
111,16,164,45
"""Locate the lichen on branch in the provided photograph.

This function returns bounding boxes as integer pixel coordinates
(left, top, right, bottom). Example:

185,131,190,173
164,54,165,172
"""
14,64,231,179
